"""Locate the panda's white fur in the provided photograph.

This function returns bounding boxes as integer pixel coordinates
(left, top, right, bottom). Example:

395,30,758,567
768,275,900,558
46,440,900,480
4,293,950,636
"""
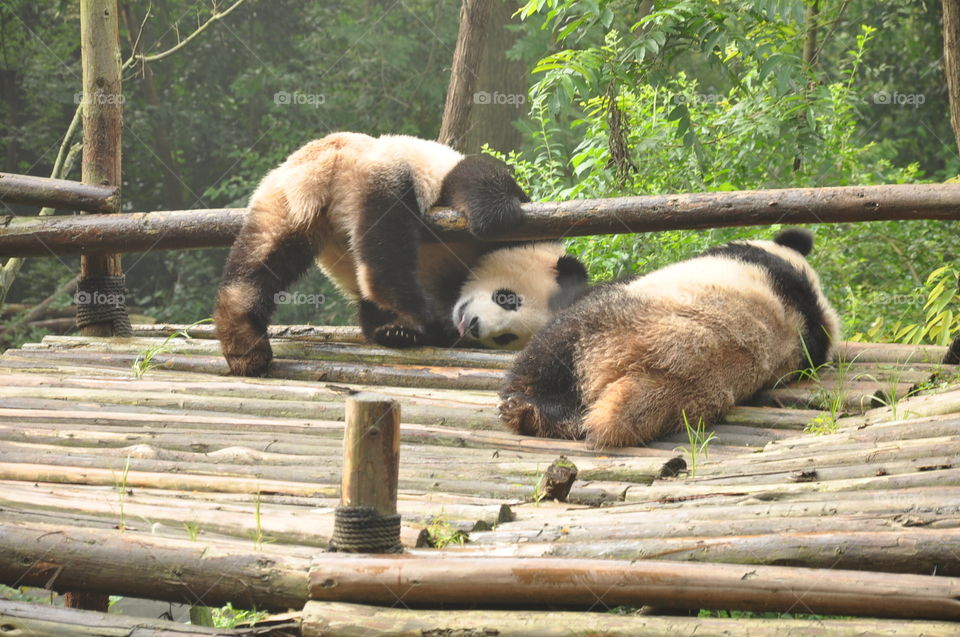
215,132,586,376
499,229,840,448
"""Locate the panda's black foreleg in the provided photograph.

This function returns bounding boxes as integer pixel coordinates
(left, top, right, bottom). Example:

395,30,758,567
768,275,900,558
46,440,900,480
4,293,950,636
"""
498,320,585,439
354,168,441,348
214,201,316,376
438,155,528,236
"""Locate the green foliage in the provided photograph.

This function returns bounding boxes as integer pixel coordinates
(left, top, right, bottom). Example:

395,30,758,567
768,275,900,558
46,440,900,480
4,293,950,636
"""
212,602,269,629
500,1,947,339
425,516,469,548
131,319,212,379
680,411,715,477
894,266,959,346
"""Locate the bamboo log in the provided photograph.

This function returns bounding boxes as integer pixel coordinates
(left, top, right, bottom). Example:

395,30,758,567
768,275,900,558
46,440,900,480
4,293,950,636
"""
0,406,679,458
500,486,960,530
130,323,366,343
300,600,960,637
470,509,960,546
837,342,948,364
460,528,960,576
1,348,505,391
0,599,289,637
5,184,960,256
39,334,517,369
307,555,960,619
0,521,309,610
0,172,118,213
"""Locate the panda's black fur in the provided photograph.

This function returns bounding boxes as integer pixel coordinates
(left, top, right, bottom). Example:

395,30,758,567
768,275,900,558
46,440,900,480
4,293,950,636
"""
214,132,586,376
499,229,840,448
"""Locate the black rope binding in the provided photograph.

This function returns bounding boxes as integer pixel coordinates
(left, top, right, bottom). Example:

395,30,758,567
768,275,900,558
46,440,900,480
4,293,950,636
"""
75,275,132,336
329,506,402,553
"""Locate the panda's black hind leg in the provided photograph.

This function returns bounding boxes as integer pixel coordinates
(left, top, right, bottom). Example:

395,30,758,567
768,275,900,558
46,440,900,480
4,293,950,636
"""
353,167,436,346
358,300,444,348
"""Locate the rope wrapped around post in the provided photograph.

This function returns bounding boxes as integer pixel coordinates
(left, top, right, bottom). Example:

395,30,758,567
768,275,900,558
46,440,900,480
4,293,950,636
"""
328,395,402,553
74,274,132,336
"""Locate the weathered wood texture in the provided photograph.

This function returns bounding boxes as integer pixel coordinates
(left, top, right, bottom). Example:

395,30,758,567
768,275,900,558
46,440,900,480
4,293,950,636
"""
4,184,960,256
301,601,960,637
0,172,118,213
306,555,960,620
341,397,400,515
0,331,958,627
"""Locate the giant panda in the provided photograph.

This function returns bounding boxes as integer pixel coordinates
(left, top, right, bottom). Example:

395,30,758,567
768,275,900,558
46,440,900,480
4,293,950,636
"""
498,229,840,448
214,132,587,376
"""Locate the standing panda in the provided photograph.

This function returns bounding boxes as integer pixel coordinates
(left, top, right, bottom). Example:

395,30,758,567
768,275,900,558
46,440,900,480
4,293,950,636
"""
498,229,840,448
214,132,587,376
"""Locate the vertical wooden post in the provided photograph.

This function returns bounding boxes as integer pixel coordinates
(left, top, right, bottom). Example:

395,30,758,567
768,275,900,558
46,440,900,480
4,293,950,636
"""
341,396,400,516
66,0,122,612
78,0,128,337
331,395,401,553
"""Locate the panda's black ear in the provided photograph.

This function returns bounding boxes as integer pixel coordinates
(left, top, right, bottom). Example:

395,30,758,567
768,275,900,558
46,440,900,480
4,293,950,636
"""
550,255,589,311
774,228,814,256
556,255,588,283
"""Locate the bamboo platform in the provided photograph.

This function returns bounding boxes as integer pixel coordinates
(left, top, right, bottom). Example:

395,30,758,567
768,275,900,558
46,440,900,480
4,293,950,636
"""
0,325,959,635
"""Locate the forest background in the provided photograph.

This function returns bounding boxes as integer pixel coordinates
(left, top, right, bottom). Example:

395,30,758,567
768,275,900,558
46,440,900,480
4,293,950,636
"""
2,0,957,348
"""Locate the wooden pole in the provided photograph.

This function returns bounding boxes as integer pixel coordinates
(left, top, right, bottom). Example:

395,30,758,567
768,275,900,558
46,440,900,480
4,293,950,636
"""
78,0,126,338
306,555,960,620
300,601,960,637
331,396,402,552
0,172,118,212
0,521,309,610
5,183,960,256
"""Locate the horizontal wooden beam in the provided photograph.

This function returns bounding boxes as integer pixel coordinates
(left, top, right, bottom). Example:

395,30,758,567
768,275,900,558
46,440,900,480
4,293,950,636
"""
308,554,960,620
0,172,118,213
1,183,959,257
0,521,309,610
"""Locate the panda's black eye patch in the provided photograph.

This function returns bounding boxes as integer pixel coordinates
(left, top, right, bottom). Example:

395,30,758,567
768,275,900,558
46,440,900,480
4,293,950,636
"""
493,333,518,346
492,289,522,311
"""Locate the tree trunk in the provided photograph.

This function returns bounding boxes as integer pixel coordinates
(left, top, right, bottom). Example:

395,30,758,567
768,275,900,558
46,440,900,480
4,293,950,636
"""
79,0,126,338
438,0,494,151
943,0,960,152
462,0,526,154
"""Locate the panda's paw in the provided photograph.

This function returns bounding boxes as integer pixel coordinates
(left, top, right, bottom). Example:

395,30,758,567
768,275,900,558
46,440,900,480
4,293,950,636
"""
498,394,539,435
373,323,425,348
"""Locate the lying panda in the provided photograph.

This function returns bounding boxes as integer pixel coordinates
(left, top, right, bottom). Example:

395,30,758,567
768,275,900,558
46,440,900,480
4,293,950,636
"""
498,229,840,448
214,132,587,377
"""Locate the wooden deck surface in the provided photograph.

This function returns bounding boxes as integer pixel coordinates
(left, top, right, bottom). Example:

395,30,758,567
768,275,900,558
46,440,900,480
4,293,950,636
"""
0,326,958,634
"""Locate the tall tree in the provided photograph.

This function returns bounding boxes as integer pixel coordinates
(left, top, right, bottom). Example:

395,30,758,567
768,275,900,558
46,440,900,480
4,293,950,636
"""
438,0,493,151
462,0,526,154
943,0,960,153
